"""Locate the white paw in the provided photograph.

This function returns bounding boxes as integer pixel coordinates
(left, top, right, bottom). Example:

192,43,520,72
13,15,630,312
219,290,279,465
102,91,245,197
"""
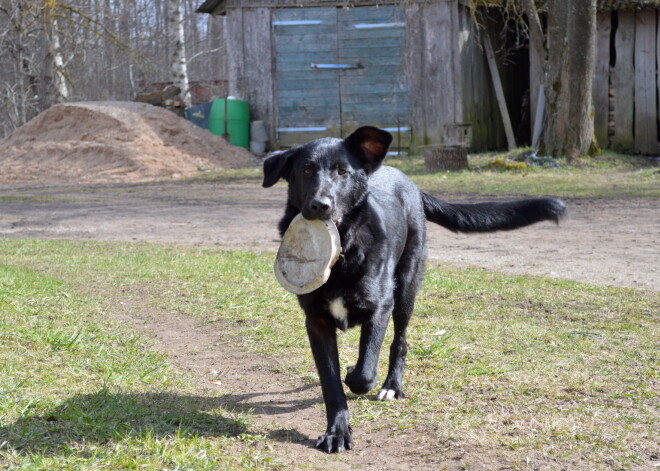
377,388,396,401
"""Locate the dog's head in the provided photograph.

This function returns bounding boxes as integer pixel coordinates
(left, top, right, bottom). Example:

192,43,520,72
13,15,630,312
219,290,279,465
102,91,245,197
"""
262,126,392,223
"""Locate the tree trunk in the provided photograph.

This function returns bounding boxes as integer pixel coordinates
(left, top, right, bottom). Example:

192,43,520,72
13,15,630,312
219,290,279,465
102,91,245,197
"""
169,0,191,108
524,0,599,159
50,17,70,103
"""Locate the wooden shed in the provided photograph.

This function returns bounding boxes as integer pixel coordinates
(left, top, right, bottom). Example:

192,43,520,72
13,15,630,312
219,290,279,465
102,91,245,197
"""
198,0,660,155
197,0,506,151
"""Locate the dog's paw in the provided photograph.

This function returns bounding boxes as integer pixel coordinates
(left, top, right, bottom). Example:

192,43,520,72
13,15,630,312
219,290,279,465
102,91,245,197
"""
315,425,353,453
344,366,377,395
377,388,405,401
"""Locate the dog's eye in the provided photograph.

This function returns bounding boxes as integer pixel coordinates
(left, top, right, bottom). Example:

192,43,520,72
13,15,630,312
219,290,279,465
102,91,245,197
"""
303,168,312,175
336,166,346,175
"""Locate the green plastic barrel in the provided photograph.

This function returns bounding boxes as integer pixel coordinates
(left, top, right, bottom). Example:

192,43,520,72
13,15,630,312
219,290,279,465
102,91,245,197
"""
208,98,250,148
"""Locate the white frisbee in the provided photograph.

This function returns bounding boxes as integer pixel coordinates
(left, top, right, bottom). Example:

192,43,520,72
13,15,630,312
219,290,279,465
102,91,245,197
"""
274,213,341,294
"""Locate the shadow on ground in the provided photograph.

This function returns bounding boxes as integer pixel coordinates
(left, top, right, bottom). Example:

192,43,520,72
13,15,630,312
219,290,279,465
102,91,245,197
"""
0,384,320,456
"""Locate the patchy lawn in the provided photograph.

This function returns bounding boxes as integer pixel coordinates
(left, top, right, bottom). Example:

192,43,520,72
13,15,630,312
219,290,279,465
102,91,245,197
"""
1,239,657,470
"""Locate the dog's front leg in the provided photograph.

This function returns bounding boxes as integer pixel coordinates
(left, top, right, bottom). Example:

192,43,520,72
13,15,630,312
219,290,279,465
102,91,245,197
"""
305,315,353,453
344,308,391,395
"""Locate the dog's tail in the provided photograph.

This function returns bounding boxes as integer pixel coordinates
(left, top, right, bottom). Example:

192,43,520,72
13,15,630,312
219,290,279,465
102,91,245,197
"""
421,192,567,233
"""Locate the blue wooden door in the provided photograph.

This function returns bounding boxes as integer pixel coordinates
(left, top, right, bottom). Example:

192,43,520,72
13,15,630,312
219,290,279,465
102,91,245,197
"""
274,6,409,148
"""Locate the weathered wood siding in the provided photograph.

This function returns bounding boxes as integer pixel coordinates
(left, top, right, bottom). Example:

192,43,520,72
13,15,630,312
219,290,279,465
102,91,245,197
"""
223,0,505,151
273,7,341,146
593,13,611,147
273,5,408,147
458,6,503,150
611,11,636,151
225,7,276,146
633,10,658,155
595,9,659,155
338,7,408,134
407,0,461,147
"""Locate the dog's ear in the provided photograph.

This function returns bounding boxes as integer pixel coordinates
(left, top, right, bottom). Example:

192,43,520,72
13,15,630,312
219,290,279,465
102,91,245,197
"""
344,126,393,174
262,149,296,188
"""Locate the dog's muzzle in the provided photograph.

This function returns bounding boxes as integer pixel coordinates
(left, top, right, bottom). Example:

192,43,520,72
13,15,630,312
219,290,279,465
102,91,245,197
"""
304,197,333,220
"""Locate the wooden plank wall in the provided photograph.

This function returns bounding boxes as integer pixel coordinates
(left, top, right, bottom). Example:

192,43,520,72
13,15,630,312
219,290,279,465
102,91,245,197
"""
593,14,611,147
405,3,425,147
224,7,277,147
633,10,658,155
273,6,341,145
599,9,659,155
244,8,274,145
406,0,461,147
338,6,409,135
611,11,636,152
459,7,504,151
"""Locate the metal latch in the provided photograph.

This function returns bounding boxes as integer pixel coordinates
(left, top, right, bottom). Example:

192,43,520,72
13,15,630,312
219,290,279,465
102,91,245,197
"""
310,63,364,70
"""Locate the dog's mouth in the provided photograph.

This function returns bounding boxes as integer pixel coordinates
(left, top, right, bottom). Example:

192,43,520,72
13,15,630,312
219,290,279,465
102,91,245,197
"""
301,208,343,227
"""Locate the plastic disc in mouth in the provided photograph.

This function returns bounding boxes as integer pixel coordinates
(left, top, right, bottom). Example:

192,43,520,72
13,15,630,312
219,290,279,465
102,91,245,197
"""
274,213,341,294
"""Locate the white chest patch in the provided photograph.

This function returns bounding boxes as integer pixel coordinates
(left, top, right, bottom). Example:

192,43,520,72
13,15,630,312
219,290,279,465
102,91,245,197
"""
328,297,348,322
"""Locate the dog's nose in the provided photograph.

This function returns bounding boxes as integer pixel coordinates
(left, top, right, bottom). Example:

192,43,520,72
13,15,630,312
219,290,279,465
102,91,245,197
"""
305,198,332,219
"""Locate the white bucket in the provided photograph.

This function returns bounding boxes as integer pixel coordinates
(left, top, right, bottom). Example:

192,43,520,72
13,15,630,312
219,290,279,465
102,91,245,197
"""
250,120,268,142
250,140,267,154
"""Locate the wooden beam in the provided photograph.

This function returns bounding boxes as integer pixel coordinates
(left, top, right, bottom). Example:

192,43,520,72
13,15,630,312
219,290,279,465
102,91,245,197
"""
611,11,635,152
483,34,516,150
593,12,611,148
405,3,425,148
243,8,275,146
225,8,246,99
634,10,657,154
532,84,545,149
450,0,462,124
529,15,543,136
420,1,456,145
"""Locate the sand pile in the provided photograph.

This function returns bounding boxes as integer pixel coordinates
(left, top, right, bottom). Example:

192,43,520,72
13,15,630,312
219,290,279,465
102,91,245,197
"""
0,101,258,184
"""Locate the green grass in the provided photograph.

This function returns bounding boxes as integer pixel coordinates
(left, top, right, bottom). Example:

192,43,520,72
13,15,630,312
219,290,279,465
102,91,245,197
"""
198,149,659,198
1,239,657,469
389,150,659,197
0,247,283,470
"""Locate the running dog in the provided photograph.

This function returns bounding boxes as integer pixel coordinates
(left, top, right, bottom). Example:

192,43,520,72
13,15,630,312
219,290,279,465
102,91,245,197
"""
262,126,566,453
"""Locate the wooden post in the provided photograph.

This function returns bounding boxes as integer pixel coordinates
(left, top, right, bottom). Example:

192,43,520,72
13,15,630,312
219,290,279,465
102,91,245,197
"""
483,34,516,150
532,84,545,149
593,13,611,148
243,8,275,147
529,19,543,137
612,11,635,152
634,10,658,154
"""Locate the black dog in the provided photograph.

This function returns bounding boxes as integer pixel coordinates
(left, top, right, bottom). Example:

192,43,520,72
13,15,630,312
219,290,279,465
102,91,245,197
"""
262,126,566,453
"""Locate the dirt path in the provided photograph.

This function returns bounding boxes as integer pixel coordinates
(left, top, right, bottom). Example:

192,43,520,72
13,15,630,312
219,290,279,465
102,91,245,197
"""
1,181,658,469
1,181,657,290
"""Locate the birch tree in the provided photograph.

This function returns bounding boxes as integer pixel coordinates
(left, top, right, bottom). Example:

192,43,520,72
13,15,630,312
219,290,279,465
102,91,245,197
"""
169,0,191,108
43,0,69,105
